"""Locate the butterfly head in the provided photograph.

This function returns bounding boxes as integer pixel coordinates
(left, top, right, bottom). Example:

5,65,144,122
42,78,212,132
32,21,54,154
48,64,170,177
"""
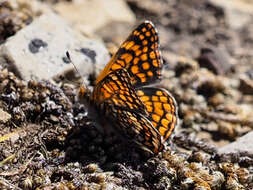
65,51,92,103
78,85,90,98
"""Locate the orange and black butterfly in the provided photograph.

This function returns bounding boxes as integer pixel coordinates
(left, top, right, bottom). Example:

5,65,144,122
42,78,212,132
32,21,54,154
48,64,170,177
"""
79,21,178,154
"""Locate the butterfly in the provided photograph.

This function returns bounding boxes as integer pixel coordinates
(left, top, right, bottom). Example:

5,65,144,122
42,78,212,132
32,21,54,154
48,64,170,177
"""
78,21,178,154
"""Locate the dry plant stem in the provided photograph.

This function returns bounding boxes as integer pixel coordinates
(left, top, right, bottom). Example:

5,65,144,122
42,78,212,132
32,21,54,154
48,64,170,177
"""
173,133,217,154
192,107,253,129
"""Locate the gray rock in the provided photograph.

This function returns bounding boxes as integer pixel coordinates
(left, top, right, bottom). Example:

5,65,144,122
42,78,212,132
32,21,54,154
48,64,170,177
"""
197,46,232,75
0,12,110,81
218,131,253,155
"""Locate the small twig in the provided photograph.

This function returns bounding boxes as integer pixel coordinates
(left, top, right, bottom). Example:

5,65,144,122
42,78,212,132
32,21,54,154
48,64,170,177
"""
0,154,15,167
0,130,22,143
38,134,48,160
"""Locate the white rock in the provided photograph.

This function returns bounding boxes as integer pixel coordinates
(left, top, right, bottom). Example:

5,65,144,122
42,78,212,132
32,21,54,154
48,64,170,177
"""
54,0,136,35
0,12,110,81
218,131,253,154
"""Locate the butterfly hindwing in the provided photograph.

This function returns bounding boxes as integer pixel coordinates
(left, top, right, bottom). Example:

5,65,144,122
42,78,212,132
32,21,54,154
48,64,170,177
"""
92,69,165,153
136,87,178,142
110,108,164,153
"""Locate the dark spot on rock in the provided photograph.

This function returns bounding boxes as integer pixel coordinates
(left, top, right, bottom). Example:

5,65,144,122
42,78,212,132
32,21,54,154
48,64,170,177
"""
80,48,96,63
24,16,33,25
28,38,47,53
62,56,70,64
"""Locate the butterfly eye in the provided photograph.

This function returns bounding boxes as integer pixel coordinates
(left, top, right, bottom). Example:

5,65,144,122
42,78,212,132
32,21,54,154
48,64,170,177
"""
79,86,86,97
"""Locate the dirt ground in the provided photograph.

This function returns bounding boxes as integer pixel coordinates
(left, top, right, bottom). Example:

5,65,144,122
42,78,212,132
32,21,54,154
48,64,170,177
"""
0,0,253,189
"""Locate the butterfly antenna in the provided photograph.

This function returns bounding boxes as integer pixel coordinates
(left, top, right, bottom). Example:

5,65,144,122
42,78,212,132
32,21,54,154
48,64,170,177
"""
66,51,87,94
66,51,81,78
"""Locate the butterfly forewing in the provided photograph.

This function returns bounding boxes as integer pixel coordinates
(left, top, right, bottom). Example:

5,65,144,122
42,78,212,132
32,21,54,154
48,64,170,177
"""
92,69,146,115
96,21,163,87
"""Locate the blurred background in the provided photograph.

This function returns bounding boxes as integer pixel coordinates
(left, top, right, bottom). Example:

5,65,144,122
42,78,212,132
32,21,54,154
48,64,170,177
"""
1,0,253,66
